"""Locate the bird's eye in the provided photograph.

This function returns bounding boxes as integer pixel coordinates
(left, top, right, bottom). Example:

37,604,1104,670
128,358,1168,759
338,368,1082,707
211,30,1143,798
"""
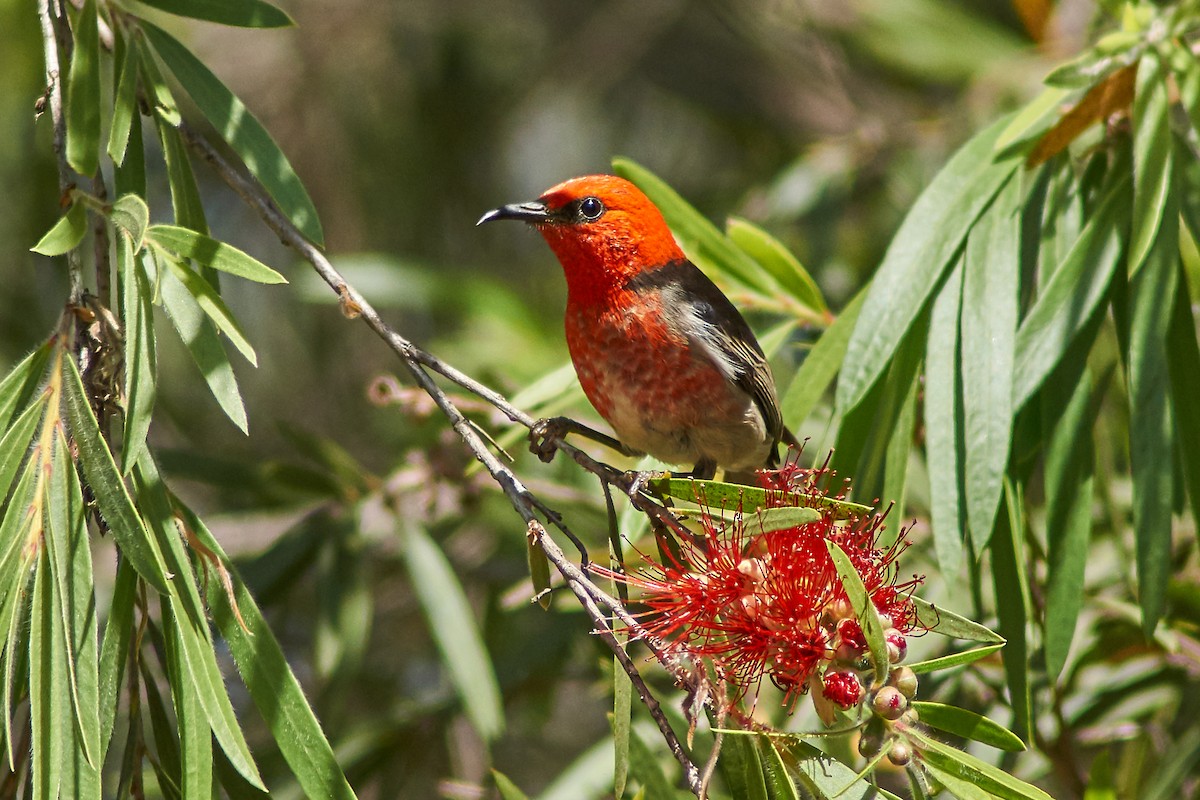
578,196,604,221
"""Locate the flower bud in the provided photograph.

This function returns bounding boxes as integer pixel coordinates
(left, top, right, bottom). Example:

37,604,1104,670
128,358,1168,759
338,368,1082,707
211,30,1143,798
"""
889,666,918,699
822,669,866,710
837,618,867,650
858,730,884,758
887,741,912,767
873,686,908,720
885,629,908,663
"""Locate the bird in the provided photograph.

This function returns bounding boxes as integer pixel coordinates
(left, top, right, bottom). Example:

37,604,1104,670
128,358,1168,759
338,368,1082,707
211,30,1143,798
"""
478,174,792,479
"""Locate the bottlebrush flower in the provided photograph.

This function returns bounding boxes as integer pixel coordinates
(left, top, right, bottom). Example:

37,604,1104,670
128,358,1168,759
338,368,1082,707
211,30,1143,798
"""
592,458,924,719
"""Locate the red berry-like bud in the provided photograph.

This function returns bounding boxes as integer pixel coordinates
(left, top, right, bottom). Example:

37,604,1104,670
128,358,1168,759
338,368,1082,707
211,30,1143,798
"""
822,670,866,710
873,686,907,720
837,618,867,650
885,629,908,663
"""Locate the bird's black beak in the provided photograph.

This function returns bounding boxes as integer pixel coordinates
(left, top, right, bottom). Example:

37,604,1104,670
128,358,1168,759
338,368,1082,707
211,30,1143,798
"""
476,201,551,226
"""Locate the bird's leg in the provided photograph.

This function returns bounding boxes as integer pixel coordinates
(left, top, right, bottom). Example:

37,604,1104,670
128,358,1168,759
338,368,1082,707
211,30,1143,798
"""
680,458,717,481
529,416,641,463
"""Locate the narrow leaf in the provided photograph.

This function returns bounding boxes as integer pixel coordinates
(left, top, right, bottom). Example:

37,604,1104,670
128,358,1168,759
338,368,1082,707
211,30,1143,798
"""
32,202,87,257
157,254,249,432
625,727,674,799
911,596,1004,643
0,399,45,501
147,225,287,284
111,195,151,252
401,521,505,740
120,232,156,473
135,0,293,27
612,663,631,798
906,727,1054,800
924,258,965,575
30,554,61,800
153,116,208,235
1129,53,1172,276
1127,174,1179,634
646,478,870,518
65,0,101,176
1012,171,1131,408
107,33,139,166
780,287,866,426
159,251,259,366
97,556,135,754
163,604,214,800
142,23,324,244
1167,259,1200,537
727,217,826,311
716,733,769,800
758,737,801,800
907,643,1004,674
910,702,1025,751
493,771,531,800
990,481,1032,742
961,178,1019,550
837,117,1019,414
0,342,52,428
180,506,358,799
827,541,888,685
62,356,170,593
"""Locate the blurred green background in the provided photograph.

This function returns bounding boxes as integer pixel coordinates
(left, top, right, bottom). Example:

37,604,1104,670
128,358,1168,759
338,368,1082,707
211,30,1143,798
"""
0,0,1114,796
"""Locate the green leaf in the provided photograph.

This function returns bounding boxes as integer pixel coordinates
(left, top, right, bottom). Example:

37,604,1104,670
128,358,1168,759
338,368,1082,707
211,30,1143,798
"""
758,737,800,800
907,643,1004,674
493,770,531,800
30,553,62,800
1042,365,1099,679
757,506,824,532
990,481,1031,742
626,727,675,799
120,232,156,473
0,466,37,770
401,521,505,740
1126,169,1179,635
159,251,259,366
924,258,965,575
132,0,293,27
827,541,888,685
0,342,52,429
994,84,1073,155
111,194,150,252
114,98,147,199
157,253,250,432
0,399,45,501
1142,724,1200,800
905,727,1054,800
1012,171,1131,409
32,202,88,257
780,287,866,427
911,596,1004,643
162,603,214,800
613,158,771,293
141,23,324,245
179,506,358,800
62,355,171,593
1167,259,1200,538
645,478,871,519
140,656,183,800
919,759,997,800
97,557,135,755
1129,52,1172,277
881,359,919,513
108,35,140,166
612,664,631,798
961,178,1019,550
772,737,889,800
716,733,769,800
911,702,1025,752
837,117,1019,414
46,438,102,799
65,0,101,176
147,225,286,284
727,217,826,311
153,117,209,235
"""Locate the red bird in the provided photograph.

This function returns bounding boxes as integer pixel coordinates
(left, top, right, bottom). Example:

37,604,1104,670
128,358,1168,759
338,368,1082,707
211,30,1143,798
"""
479,175,790,478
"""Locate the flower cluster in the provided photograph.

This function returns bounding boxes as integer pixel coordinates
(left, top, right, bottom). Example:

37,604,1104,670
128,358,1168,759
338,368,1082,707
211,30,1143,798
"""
598,458,924,723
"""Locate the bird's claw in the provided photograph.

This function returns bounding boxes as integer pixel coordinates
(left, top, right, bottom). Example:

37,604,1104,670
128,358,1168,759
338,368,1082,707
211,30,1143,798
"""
529,417,569,463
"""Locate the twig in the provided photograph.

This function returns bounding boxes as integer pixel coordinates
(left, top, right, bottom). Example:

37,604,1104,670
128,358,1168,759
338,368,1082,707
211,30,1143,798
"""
37,0,84,304
175,121,705,795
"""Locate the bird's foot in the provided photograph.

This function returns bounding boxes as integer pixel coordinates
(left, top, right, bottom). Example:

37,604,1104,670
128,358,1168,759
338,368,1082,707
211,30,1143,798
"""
529,416,571,463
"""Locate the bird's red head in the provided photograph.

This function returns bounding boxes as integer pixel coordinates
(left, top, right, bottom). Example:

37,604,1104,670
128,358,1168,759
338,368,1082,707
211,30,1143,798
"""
479,175,685,306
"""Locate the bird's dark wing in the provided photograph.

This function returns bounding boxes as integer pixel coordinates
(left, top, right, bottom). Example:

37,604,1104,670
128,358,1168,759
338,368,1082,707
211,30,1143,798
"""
627,260,785,459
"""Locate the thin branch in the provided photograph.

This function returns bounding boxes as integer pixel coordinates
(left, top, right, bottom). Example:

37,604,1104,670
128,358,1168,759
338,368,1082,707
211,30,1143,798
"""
176,120,705,794
37,0,84,303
